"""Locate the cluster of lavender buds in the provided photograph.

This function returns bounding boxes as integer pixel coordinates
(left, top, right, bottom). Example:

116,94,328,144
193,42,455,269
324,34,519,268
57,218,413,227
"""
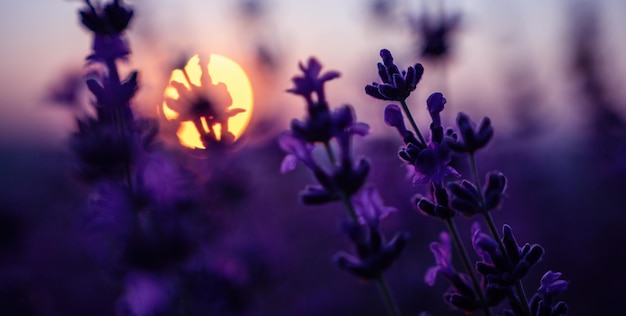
280,58,407,315
364,48,568,315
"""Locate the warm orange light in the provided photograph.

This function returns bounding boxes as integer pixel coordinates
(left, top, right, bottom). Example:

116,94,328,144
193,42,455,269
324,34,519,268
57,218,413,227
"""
162,54,253,149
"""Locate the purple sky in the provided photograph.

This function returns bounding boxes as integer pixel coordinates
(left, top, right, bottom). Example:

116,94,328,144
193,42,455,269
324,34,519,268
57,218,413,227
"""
0,0,624,145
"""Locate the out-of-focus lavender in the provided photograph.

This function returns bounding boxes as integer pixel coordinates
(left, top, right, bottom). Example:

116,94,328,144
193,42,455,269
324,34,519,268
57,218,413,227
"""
1,0,626,315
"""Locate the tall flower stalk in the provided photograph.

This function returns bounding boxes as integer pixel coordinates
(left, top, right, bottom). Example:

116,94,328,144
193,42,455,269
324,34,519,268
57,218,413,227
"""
280,58,407,316
365,48,568,315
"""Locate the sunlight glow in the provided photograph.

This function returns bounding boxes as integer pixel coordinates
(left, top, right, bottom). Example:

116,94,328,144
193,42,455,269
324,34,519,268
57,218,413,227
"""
162,54,253,149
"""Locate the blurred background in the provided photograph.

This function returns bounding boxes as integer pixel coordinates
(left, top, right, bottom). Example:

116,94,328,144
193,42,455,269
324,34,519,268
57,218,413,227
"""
1,0,625,315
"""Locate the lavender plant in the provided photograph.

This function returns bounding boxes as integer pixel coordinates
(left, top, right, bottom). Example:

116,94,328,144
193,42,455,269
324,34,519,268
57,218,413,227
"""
68,1,262,314
280,58,407,315
364,48,569,315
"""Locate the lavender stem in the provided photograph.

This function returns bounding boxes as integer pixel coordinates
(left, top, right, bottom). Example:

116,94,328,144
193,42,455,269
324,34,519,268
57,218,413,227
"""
445,218,492,316
375,276,402,316
399,100,427,146
469,153,531,316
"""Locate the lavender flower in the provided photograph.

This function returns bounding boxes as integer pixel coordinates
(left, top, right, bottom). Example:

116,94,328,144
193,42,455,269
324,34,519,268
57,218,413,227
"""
447,171,507,217
424,232,485,312
409,11,461,60
287,57,339,107
365,49,424,101
80,0,134,61
529,271,569,316
282,58,371,205
448,112,493,153
402,141,459,185
413,184,455,219
334,221,408,280
473,224,544,287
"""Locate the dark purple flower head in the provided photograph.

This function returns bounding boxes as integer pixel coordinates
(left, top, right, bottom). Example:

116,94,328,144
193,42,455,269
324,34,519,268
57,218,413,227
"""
290,104,368,145
408,142,460,185
530,271,569,316
80,0,134,35
413,186,456,220
365,49,424,101
287,57,340,107
473,224,544,287
334,223,408,280
427,92,446,128
448,171,507,216
80,0,134,60
538,271,569,297
448,112,493,153
409,11,461,60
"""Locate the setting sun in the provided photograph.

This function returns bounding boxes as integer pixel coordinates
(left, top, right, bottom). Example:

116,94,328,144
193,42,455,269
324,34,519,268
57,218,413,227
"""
162,54,253,149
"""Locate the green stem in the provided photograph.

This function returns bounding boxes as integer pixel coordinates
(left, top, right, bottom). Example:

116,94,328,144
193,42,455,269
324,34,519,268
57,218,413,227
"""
469,153,532,316
445,218,492,316
399,100,427,146
375,276,402,316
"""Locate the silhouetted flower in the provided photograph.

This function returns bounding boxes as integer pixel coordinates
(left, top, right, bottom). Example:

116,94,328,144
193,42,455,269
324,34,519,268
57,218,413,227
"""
287,57,339,106
365,49,424,101
409,11,461,60
80,0,134,60
86,70,137,124
448,112,493,153
290,104,368,144
165,60,244,146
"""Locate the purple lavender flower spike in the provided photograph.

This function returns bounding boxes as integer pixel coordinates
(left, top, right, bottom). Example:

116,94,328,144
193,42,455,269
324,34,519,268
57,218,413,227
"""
365,49,424,101
80,0,134,61
287,57,340,106
448,112,493,153
352,185,397,227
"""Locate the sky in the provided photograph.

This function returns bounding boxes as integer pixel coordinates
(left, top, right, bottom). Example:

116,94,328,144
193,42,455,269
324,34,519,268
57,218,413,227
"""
0,0,625,146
